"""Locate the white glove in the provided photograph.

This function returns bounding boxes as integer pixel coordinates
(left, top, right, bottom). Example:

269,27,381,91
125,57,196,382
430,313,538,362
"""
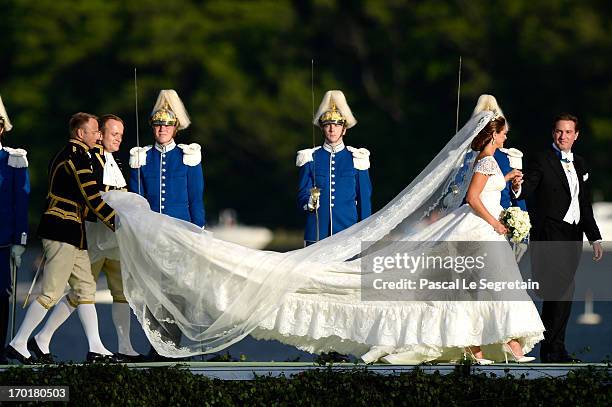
307,194,321,211
11,245,26,268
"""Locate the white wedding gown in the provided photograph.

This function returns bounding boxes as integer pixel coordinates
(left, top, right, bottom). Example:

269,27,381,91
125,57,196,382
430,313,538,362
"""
104,111,544,363
245,155,544,363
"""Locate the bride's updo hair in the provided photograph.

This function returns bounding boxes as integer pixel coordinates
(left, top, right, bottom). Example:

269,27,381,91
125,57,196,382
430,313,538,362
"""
470,94,507,152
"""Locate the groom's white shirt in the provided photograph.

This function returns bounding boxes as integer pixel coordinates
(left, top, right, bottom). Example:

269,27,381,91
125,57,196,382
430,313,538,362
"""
551,143,580,225
513,145,580,224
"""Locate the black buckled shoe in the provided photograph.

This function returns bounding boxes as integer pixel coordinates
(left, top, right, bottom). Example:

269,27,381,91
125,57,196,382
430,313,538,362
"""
318,351,351,363
86,352,121,363
4,345,33,365
27,338,54,364
147,348,189,362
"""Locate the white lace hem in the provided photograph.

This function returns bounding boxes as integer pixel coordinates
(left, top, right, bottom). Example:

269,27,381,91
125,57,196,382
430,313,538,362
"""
252,293,545,363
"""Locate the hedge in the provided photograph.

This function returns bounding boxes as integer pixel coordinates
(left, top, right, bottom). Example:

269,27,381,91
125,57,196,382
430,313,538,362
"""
0,363,611,406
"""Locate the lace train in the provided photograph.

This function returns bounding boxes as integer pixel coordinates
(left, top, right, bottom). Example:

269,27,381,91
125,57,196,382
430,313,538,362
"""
252,293,544,362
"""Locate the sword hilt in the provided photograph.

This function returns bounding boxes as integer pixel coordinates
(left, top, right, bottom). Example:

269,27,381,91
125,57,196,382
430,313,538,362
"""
310,187,320,210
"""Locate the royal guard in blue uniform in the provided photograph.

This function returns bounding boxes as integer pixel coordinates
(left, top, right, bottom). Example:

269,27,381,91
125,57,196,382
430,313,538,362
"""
297,90,372,245
0,96,29,361
129,89,205,227
129,90,205,360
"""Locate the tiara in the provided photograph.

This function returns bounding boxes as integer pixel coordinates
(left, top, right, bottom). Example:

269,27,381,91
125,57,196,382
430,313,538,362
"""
490,109,503,121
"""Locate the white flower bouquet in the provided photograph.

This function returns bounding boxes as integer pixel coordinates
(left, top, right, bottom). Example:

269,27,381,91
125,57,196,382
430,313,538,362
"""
500,207,531,243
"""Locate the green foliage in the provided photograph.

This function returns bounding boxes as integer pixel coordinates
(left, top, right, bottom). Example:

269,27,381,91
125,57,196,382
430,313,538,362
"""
2,0,612,229
0,364,611,406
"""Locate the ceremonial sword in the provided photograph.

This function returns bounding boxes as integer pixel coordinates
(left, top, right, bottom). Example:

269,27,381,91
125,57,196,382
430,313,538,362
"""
455,56,462,134
449,56,463,202
23,256,45,309
134,68,142,194
9,256,17,339
310,59,321,242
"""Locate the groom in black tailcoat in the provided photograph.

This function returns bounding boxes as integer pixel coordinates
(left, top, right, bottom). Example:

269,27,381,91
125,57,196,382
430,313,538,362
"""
513,113,603,363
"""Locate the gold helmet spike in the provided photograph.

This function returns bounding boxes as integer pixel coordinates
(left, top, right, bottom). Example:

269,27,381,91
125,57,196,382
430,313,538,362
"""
149,102,178,127
313,90,357,129
319,101,347,127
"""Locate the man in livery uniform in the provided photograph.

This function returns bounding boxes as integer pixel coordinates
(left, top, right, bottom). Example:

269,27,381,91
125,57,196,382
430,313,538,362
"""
297,90,372,246
7,113,117,363
31,114,143,362
0,96,29,362
129,90,205,359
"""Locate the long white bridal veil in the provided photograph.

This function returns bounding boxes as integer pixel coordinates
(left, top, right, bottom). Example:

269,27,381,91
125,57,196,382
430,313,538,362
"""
104,98,498,357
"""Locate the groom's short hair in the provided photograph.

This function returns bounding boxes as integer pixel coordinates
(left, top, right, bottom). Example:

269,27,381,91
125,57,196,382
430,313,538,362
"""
553,113,579,131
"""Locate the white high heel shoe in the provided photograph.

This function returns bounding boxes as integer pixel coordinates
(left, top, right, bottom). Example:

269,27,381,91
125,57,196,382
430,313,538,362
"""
502,343,535,363
361,346,394,364
464,347,494,365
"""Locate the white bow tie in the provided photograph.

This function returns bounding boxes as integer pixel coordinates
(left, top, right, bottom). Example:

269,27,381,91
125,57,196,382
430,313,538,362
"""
561,151,574,163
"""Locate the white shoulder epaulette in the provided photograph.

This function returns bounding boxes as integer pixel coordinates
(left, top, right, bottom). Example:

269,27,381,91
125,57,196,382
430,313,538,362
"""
4,147,29,168
177,143,202,166
296,147,320,167
346,146,370,170
129,146,152,168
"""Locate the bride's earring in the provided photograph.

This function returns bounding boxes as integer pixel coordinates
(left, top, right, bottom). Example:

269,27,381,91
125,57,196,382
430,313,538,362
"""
491,137,496,146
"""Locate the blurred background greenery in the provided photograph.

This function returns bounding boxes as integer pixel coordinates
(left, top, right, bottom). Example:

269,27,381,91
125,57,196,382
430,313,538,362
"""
1,0,611,233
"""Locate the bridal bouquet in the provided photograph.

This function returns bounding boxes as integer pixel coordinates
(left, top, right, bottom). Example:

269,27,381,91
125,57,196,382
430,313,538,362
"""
500,207,531,243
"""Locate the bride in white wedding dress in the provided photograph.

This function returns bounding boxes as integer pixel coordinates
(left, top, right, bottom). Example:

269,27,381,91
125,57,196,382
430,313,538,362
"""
104,95,544,364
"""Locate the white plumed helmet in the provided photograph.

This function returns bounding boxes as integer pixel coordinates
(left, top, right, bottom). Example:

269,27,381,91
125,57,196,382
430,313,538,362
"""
471,94,504,120
0,95,13,132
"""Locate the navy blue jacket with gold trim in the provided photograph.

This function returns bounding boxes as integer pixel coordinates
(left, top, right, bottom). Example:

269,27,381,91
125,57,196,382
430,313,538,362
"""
37,139,116,249
90,144,106,188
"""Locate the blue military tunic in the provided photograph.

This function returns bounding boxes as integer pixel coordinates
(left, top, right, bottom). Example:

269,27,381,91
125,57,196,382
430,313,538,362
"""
129,141,205,227
494,149,526,210
0,144,29,295
297,142,372,243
